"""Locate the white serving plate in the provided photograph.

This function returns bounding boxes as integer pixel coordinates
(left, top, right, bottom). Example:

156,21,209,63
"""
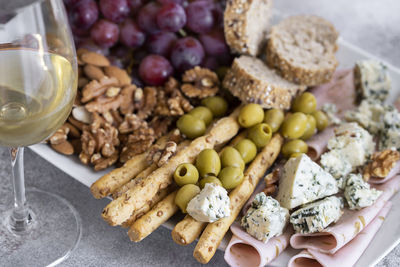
29,37,400,266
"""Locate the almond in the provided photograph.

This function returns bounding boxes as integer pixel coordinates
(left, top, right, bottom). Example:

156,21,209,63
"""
84,64,105,80
80,52,110,67
64,122,81,138
104,66,131,86
70,139,82,154
51,140,74,155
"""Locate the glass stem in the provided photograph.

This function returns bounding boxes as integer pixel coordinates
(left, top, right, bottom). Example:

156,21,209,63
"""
8,147,33,234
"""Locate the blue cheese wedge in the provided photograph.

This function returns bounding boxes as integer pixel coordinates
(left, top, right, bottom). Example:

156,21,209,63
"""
344,174,382,210
186,183,230,222
276,154,339,210
345,100,386,135
380,106,400,151
290,196,344,234
321,123,374,178
354,60,391,102
241,193,289,243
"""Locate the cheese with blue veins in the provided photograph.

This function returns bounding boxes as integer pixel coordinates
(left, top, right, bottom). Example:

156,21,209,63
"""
344,174,382,210
276,154,339,210
241,193,289,243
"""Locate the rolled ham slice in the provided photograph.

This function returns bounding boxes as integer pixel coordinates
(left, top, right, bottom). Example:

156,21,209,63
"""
290,175,400,254
224,222,292,267
369,161,400,184
310,69,356,118
306,126,335,160
288,201,392,267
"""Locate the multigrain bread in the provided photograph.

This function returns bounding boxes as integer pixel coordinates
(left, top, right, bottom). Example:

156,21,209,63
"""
224,0,273,56
223,55,306,109
266,15,339,86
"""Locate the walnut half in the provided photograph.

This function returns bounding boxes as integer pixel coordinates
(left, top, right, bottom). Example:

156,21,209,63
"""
363,149,400,181
181,67,219,98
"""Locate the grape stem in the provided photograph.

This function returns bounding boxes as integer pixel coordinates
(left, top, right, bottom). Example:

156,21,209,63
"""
7,147,35,234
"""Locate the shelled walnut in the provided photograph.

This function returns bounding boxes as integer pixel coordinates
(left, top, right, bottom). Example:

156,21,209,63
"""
363,150,400,181
181,66,220,98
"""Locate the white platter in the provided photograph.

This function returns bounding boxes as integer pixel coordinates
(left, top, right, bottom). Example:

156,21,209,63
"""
30,37,400,266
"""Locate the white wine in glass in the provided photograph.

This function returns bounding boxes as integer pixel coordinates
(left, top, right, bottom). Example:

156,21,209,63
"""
0,0,81,266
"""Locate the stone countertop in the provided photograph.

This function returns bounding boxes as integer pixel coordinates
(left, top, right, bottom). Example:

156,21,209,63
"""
1,0,399,266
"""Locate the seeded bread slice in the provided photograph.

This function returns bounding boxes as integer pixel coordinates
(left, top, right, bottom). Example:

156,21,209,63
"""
266,15,339,86
223,55,306,109
224,0,273,56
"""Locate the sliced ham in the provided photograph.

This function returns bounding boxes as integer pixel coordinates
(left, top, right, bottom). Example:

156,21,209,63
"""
310,68,356,118
290,175,400,254
288,201,392,267
224,222,292,267
369,161,400,184
306,126,335,160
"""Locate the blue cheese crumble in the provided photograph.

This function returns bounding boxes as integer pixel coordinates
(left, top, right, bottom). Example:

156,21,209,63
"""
321,123,374,179
344,174,382,210
322,103,341,125
354,60,391,102
186,183,230,222
345,100,386,135
276,154,338,210
380,106,400,151
290,196,344,234
241,193,289,243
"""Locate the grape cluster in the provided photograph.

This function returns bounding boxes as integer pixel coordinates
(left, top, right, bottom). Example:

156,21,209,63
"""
64,0,231,86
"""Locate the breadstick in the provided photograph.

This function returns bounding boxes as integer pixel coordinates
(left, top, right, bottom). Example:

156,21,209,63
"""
128,190,179,242
171,131,247,246
121,185,173,228
102,108,241,226
171,215,207,246
193,134,283,264
90,135,169,199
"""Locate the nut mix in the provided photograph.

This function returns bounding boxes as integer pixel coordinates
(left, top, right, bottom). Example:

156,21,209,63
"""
363,149,400,181
48,49,221,170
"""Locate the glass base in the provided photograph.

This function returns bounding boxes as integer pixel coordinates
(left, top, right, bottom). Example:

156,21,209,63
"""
0,188,82,267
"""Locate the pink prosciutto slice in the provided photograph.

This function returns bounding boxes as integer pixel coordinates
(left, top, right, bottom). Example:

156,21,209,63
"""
369,161,400,184
306,126,335,160
224,222,292,267
310,69,356,118
288,201,392,267
290,175,400,254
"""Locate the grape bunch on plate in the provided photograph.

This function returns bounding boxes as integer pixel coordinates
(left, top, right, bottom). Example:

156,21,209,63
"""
64,0,231,86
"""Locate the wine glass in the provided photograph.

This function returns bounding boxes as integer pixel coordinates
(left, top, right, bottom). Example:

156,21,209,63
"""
0,0,81,265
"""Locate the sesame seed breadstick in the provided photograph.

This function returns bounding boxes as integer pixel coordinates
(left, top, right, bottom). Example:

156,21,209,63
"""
101,108,241,226
128,190,179,242
193,134,283,264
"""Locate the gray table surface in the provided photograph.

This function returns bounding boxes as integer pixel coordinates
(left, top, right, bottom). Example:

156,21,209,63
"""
1,0,399,266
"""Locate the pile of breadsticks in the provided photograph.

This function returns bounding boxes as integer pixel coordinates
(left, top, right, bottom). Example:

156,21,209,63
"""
90,106,283,263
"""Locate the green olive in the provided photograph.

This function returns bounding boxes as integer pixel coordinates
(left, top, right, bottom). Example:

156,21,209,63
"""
175,184,201,213
248,123,272,148
290,152,304,158
280,112,308,139
201,96,228,117
238,104,264,128
220,146,245,171
292,92,317,114
234,139,257,164
300,115,317,140
189,106,213,126
312,110,329,131
196,149,221,177
177,114,206,139
174,163,199,186
264,109,285,133
218,166,244,189
199,176,222,189
281,139,308,158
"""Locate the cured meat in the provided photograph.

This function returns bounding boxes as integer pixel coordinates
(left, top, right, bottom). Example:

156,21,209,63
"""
306,126,335,160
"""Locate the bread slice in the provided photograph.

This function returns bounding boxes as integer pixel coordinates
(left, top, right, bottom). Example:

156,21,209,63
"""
224,0,273,56
223,55,306,109
266,15,339,86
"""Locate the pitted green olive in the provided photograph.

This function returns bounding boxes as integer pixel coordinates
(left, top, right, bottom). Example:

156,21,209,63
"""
175,184,201,213
218,166,244,189
300,115,317,140
174,163,199,186
189,106,213,126
201,96,228,117
196,149,221,177
248,123,272,148
234,139,257,164
281,139,308,158
220,146,245,171
312,110,329,131
292,92,317,114
280,112,308,139
177,114,206,139
264,109,284,133
238,104,264,128
199,176,222,189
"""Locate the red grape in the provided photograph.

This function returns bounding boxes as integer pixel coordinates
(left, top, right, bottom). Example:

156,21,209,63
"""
130,68,144,87
107,56,125,69
199,31,229,57
139,55,173,86
185,0,215,34
99,0,130,23
68,0,98,30
157,3,186,32
90,19,119,48
63,0,81,9
119,18,146,48
170,37,205,72
137,2,161,34
147,32,177,57
158,0,184,4
128,0,145,13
